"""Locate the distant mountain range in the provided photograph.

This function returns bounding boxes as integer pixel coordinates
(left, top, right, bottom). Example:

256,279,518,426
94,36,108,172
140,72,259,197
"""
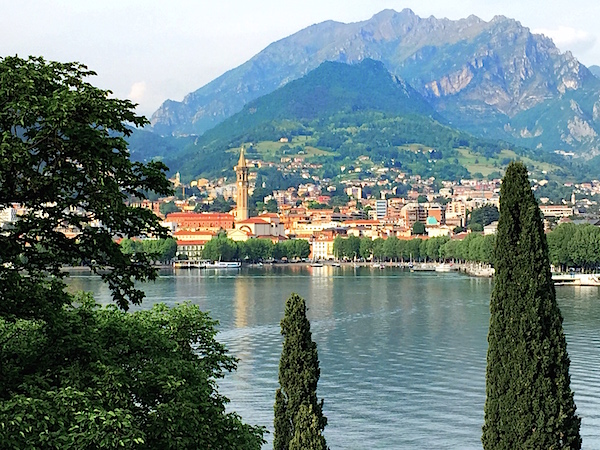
133,58,600,183
149,9,600,159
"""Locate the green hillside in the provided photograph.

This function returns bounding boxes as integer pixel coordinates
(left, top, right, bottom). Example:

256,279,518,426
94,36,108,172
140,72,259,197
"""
130,59,597,183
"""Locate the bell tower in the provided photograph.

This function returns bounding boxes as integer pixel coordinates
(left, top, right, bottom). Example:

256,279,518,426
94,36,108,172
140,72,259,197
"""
235,147,249,221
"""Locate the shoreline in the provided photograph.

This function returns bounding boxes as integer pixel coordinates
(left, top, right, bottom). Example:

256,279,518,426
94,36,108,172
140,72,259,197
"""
62,261,495,278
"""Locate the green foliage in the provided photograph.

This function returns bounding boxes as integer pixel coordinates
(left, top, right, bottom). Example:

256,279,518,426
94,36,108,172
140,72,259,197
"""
195,195,235,213
333,235,360,260
0,55,173,316
547,223,578,271
238,238,273,263
469,205,499,228
120,238,178,264
482,162,580,449
159,201,180,216
412,221,426,235
274,293,327,450
0,296,265,449
0,56,263,450
201,234,239,262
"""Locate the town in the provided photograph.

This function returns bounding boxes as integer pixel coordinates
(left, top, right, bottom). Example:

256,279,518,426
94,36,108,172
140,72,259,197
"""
69,148,600,262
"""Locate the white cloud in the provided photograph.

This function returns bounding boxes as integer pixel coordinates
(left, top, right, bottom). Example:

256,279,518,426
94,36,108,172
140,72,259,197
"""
128,81,147,105
533,26,596,54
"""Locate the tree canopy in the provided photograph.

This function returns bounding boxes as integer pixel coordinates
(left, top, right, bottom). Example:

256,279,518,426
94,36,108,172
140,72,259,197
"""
0,56,264,449
274,293,327,450
0,55,173,316
0,296,265,449
482,162,580,449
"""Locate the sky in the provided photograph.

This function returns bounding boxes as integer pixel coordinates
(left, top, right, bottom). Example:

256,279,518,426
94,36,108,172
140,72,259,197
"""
3,0,600,117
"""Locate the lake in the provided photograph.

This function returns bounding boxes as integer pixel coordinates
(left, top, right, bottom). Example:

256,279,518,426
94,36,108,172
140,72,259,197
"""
67,265,600,449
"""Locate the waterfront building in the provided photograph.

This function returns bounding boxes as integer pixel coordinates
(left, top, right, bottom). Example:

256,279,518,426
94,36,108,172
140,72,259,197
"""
173,230,216,260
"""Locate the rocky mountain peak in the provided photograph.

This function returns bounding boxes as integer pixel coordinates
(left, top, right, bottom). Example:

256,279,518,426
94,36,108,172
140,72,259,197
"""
149,9,600,156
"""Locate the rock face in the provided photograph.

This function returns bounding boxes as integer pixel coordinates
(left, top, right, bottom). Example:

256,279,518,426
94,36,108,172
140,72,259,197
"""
150,8,600,155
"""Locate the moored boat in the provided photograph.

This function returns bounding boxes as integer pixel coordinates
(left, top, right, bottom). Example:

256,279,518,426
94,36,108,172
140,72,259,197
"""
205,261,241,269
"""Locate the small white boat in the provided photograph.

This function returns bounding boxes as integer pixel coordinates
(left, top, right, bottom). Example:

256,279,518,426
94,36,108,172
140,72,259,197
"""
310,262,324,267
435,263,455,273
331,262,341,267
205,261,241,269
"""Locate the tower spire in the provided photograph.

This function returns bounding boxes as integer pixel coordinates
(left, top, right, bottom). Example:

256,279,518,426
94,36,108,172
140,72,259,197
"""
235,146,249,222
238,146,247,168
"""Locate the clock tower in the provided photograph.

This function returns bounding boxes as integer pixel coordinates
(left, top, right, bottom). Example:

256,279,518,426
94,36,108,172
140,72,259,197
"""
235,147,249,221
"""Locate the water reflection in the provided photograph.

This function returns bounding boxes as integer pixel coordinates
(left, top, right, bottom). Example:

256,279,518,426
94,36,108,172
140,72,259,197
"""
66,268,600,449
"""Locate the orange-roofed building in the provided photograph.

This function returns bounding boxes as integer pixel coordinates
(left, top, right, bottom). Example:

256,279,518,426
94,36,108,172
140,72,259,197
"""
174,229,217,261
228,214,287,242
165,212,234,231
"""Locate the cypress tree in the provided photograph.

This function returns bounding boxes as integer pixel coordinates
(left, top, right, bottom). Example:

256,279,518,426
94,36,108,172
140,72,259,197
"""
274,293,327,450
482,162,581,449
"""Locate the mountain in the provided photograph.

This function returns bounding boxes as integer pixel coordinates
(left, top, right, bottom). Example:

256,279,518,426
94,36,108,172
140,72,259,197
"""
156,59,541,182
150,9,600,157
589,65,600,78
200,58,439,137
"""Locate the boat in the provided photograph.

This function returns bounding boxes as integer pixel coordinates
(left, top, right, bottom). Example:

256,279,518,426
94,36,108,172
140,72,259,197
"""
310,262,324,267
205,261,241,269
331,262,341,267
552,273,600,286
173,260,206,269
372,263,385,269
435,263,456,273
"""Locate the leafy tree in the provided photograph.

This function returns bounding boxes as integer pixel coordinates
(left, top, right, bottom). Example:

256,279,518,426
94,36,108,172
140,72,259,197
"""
372,237,385,261
482,162,580,449
383,235,400,261
238,238,273,263
359,237,374,260
266,198,279,213
412,221,426,235
201,234,239,262
120,238,177,264
0,55,173,316
467,222,484,232
406,238,422,261
141,238,178,263
0,295,265,449
568,224,600,272
0,56,262,449
160,201,180,216
469,205,499,228
274,293,327,450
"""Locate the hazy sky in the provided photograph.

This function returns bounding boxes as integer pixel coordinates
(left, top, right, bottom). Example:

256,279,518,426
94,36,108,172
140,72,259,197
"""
3,1,600,117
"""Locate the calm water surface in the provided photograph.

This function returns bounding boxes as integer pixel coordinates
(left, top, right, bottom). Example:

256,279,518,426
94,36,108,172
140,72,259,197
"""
68,266,600,449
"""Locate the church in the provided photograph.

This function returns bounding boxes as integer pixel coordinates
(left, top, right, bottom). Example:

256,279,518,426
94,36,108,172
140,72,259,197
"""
227,147,287,243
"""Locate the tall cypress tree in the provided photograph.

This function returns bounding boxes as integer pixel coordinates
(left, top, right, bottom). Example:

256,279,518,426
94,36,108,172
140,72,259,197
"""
482,162,581,449
274,293,327,450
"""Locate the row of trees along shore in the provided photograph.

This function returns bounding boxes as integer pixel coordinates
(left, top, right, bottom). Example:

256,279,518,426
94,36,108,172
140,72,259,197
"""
0,56,581,449
335,223,600,270
191,222,600,271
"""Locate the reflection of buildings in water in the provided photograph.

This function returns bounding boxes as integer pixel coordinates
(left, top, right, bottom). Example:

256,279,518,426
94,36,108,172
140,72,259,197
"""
234,277,252,329
307,266,334,321
230,277,257,380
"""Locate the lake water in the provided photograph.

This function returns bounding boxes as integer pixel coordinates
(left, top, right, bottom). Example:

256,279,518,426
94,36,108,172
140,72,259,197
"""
68,265,600,449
